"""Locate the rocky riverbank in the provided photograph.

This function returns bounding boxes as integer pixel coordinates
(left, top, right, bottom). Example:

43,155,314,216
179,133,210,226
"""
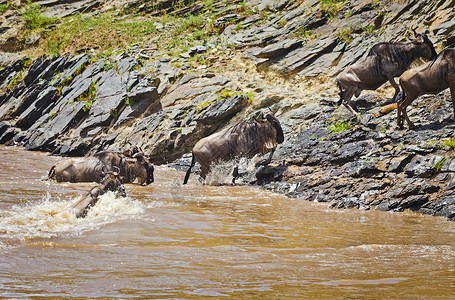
2,0,455,219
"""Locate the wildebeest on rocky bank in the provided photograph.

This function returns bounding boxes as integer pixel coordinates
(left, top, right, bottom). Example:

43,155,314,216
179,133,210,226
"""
183,113,284,184
336,31,437,115
47,151,154,185
396,47,455,128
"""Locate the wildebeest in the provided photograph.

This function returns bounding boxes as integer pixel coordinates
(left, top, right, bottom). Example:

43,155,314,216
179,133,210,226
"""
183,113,284,184
71,168,126,218
47,151,154,185
396,48,455,128
336,32,437,115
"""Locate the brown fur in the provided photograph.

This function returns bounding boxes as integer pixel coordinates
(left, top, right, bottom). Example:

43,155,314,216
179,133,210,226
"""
397,48,455,128
336,34,437,115
48,151,154,185
183,114,284,184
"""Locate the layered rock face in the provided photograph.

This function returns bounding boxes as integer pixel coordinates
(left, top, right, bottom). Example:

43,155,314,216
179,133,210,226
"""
2,0,455,219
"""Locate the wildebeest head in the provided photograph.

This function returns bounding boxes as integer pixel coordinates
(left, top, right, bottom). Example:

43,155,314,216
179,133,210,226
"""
410,32,437,61
99,168,127,197
265,114,284,144
123,145,142,158
133,152,154,185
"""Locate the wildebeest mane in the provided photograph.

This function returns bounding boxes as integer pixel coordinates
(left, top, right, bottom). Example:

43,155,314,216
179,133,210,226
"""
368,43,421,69
227,120,277,156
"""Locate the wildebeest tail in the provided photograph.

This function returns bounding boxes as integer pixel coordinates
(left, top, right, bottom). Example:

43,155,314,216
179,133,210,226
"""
183,153,195,185
47,165,56,180
394,90,405,102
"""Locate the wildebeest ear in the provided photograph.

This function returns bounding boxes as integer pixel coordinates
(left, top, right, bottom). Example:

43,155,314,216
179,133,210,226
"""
412,34,425,45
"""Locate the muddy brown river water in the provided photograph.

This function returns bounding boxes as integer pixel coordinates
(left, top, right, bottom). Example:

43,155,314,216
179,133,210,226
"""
1,145,455,299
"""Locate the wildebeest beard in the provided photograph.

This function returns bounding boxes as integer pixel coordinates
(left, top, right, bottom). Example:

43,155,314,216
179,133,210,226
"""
145,164,154,184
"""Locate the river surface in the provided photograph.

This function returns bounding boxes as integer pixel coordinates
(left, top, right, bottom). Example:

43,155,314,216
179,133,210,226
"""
1,145,455,299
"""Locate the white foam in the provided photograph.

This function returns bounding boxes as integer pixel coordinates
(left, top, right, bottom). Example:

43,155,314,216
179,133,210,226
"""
0,191,144,248
204,157,259,186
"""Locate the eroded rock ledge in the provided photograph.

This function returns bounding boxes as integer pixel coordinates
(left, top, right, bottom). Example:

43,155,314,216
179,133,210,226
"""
2,0,455,220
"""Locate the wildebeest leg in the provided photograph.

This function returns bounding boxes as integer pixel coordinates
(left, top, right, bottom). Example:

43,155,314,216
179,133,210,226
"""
183,154,195,184
265,148,275,165
397,93,416,128
336,81,345,106
342,87,358,115
387,76,401,101
450,85,455,120
47,166,56,180
232,166,239,184
71,190,99,218
199,164,210,180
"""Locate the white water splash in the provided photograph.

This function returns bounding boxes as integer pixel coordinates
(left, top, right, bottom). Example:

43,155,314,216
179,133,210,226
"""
204,157,259,186
0,191,144,248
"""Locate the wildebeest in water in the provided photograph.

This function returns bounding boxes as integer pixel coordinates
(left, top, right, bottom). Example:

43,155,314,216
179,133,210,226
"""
47,151,154,185
336,31,437,115
71,167,127,218
183,113,284,184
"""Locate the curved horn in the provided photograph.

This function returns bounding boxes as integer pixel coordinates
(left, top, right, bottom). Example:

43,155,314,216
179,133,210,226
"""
113,166,120,174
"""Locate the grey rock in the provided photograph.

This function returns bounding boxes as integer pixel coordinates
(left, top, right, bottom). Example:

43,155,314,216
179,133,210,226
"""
214,14,241,28
405,155,445,178
271,37,339,75
253,39,302,59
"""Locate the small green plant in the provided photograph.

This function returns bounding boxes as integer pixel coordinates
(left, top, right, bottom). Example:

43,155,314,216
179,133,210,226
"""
78,81,96,111
318,0,346,19
0,2,10,14
101,58,116,72
124,94,133,106
55,62,87,94
362,24,376,34
48,109,57,119
247,91,253,103
195,100,214,113
277,19,287,28
46,40,61,57
5,71,24,92
440,138,455,149
434,157,447,172
294,27,313,39
109,107,118,117
327,118,353,133
217,89,233,100
21,0,56,31
336,26,353,44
